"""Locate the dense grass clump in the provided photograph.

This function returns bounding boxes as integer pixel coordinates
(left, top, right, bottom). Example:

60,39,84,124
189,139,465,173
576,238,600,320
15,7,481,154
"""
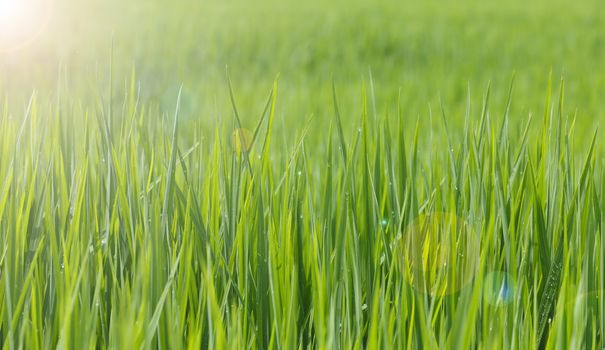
0,75,603,349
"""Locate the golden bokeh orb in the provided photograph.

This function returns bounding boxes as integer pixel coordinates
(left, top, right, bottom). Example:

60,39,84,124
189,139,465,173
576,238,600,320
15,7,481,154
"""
397,212,480,296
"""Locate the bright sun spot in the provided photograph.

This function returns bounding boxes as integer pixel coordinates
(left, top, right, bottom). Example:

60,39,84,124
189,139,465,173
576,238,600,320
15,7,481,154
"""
0,0,50,52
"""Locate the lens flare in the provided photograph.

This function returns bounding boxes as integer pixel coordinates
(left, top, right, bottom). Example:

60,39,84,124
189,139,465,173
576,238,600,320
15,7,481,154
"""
231,128,253,154
397,213,480,296
0,0,51,52
484,271,516,306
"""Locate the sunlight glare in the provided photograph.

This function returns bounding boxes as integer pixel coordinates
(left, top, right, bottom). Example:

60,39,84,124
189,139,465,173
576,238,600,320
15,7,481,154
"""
0,0,51,52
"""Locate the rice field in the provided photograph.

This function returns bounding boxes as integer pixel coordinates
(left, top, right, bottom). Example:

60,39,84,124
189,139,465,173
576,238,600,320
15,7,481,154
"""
1,0,605,348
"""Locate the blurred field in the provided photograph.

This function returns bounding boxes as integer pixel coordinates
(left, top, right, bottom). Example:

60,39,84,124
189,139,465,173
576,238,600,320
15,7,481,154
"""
2,0,605,348
3,0,605,135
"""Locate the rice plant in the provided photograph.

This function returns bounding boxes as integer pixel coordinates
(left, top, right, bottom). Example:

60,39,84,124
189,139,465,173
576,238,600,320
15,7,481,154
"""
0,71,603,349
2,0,605,348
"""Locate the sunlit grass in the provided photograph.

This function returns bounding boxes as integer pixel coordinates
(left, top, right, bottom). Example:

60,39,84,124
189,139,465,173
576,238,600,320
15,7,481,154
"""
1,0,605,348
0,73,603,348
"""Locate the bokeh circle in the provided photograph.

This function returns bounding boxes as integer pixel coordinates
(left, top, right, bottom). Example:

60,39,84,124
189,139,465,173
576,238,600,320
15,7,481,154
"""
397,212,480,296
231,128,253,154
483,271,516,306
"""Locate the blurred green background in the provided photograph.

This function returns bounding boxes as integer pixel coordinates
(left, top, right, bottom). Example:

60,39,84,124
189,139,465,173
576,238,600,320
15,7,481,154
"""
1,0,604,143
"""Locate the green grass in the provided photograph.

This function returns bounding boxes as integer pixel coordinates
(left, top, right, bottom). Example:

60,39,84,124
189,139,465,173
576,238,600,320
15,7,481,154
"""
1,0,605,348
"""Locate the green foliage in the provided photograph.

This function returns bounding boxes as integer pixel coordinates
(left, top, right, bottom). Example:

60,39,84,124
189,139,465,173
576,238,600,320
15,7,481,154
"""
0,74,603,348
1,0,605,348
